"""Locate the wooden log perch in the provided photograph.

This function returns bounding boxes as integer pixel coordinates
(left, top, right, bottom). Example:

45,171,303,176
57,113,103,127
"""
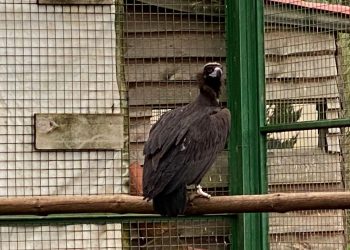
1,192,350,216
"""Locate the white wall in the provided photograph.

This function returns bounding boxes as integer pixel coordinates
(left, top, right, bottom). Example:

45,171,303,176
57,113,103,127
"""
0,0,124,248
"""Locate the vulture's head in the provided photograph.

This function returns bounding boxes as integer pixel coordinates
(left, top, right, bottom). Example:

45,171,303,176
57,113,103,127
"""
198,62,224,98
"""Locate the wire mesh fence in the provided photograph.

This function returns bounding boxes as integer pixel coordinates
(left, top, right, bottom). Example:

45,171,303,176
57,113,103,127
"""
123,217,231,249
1,0,350,248
0,0,231,249
0,0,125,197
264,0,350,249
124,0,229,248
0,0,127,248
0,216,231,250
0,223,122,249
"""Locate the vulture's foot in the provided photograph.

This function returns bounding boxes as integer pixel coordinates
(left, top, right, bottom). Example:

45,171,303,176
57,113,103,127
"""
188,193,200,204
188,185,211,205
196,185,211,199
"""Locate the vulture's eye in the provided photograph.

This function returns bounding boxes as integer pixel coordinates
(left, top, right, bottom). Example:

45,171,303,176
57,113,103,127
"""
207,68,213,73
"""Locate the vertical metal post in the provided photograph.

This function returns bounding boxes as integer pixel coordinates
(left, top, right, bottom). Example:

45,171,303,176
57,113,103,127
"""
226,0,268,249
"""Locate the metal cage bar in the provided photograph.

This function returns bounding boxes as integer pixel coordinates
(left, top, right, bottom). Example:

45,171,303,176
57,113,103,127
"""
226,0,268,249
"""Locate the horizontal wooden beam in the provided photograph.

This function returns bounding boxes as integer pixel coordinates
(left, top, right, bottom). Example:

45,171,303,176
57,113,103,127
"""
1,192,350,216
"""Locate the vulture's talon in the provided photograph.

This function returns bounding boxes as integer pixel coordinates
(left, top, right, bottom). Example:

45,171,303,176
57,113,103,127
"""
196,185,211,199
188,193,202,203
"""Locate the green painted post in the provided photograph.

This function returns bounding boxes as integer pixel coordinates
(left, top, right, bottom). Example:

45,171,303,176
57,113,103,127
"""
226,0,268,249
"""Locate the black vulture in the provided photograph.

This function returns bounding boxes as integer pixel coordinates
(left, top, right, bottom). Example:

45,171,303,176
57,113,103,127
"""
142,62,231,216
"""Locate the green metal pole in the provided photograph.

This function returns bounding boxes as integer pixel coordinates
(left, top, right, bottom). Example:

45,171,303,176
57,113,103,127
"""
226,0,268,249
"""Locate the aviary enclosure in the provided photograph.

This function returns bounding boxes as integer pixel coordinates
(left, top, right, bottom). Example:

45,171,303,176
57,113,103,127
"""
0,0,350,249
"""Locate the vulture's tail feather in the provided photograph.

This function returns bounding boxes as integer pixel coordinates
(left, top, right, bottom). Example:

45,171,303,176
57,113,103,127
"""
153,185,187,216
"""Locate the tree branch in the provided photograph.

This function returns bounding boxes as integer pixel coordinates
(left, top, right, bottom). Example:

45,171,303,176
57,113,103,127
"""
1,192,350,216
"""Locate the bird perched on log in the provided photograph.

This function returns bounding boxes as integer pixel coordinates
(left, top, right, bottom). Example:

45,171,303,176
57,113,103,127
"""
142,62,231,216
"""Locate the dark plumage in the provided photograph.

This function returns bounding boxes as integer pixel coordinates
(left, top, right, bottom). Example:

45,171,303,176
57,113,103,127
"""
142,62,231,216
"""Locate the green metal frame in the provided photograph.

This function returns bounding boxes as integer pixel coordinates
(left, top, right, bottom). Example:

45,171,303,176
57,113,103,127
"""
261,118,350,133
0,1,270,250
226,0,268,249
0,214,231,226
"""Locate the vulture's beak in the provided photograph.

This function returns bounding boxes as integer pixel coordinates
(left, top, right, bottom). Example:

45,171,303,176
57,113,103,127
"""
209,67,223,78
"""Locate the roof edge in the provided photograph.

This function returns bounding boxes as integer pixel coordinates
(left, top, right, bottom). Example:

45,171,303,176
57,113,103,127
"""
267,0,350,16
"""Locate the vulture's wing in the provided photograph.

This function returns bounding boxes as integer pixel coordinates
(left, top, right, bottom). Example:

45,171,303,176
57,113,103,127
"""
143,107,230,199
183,108,231,185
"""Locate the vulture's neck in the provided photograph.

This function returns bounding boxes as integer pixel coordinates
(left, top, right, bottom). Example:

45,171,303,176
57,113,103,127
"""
198,85,220,106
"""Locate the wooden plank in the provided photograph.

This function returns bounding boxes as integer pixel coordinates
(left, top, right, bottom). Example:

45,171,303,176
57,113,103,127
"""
127,79,339,105
269,183,344,193
129,118,151,143
127,58,337,84
129,143,145,164
127,205,344,242
128,83,200,106
125,13,224,33
34,114,123,150
128,79,337,107
266,55,338,79
328,127,341,134
126,15,335,56
326,110,340,120
127,15,335,56
270,233,345,250
265,30,336,56
135,0,224,17
201,150,228,188
203,149,345,190
328,98,341,110
129,220,230,240
129,162,143,196
125,34,225,59
129,107,153,118
268,148,342,185
326,109,341,134
128,126,343,189
38,0,112,4
269,210,345,234
128,146,343,189
266,78,339,103
128,1,350,32
326,134,341,153
125,62,226,83
131,237,229,250
133,0,350,37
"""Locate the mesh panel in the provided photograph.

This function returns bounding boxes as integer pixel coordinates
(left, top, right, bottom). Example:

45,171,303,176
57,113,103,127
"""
125,1,229,248
264,0,350,249
0,1,125,197
0,217,231,249
0,223,122,249
0,0,126,248
124,0,228,196
0,0,230,248
124,217,231,249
